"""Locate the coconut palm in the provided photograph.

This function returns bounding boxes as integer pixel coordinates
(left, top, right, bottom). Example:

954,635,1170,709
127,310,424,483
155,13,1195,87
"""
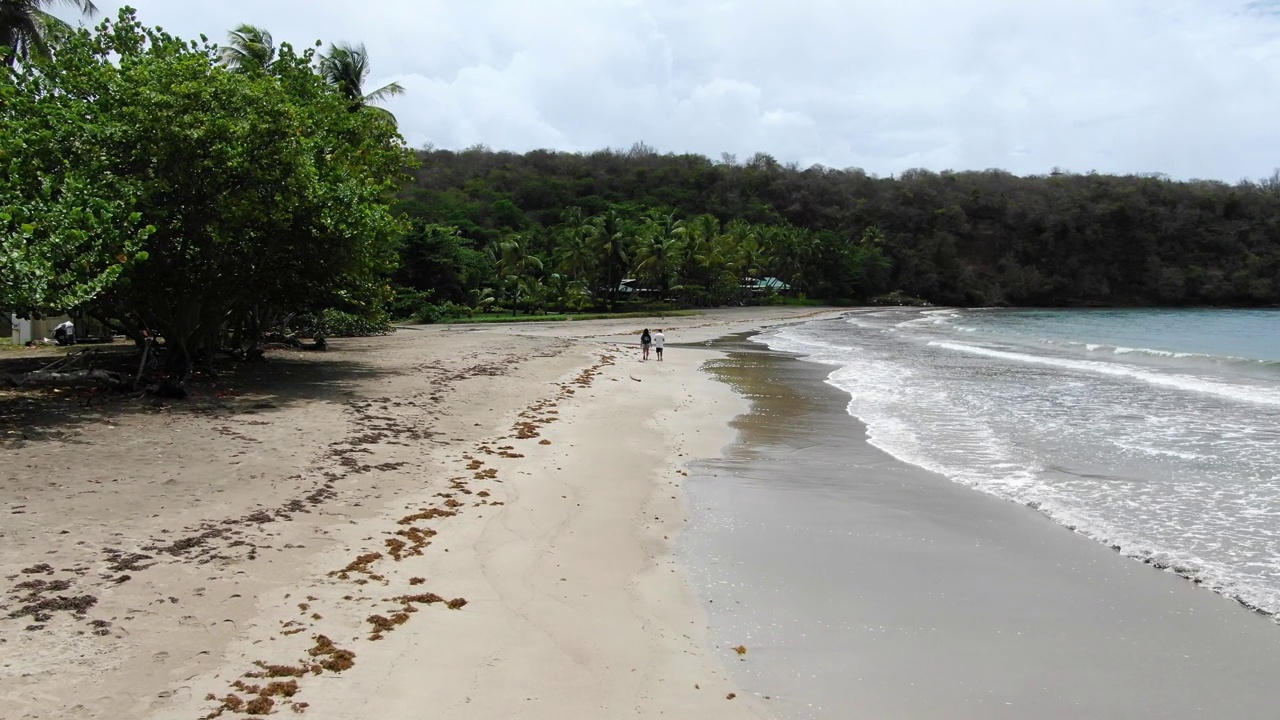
591,209,634,309
771,226,814,295
634,211,684,299
220,24,276,73
1,0,97,65
317,41,404,118
555,208,599,284
496,233,542,280
466,286,496,316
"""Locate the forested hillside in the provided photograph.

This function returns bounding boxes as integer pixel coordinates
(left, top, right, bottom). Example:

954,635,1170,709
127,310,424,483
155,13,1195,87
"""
394,145,1280,310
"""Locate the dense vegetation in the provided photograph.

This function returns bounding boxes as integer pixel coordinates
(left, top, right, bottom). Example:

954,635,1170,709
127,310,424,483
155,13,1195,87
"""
5,6,1278,393
2,9,409,380
393,145,1280,313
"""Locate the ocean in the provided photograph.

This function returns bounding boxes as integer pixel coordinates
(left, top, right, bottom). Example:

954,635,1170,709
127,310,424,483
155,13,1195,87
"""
761,308,1280,616
681,309,1280,718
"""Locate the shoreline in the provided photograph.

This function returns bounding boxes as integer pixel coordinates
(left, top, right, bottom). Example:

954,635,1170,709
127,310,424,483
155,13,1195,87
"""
1,307,842,719
685,335,1280,719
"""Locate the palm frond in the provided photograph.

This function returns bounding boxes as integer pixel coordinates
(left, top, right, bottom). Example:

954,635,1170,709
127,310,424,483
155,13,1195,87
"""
318,42,369,101
51,0,98,16
220,24,275,72
363,81,404,104
1,1,95,64
318,41,406,111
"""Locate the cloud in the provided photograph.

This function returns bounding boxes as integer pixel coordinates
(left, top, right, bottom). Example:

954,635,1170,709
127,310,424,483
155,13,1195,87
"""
76,1,1280,179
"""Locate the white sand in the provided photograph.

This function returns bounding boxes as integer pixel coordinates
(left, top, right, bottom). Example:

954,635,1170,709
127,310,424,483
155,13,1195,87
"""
0,308,840,719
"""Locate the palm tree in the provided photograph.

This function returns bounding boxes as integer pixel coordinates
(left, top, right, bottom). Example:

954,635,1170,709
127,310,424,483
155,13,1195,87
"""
591,209,634,310
466,286,496,316
634,211,684,299
772,226,814,295
494,233,544,313
220,24,276,73
1,0,97,65
497,233,542,279
317,41,404,117
676,214,718,303
555,208,599,285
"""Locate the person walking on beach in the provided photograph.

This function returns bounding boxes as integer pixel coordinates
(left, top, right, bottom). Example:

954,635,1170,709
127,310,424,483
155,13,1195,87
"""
653,329,665,361
640,328,652,360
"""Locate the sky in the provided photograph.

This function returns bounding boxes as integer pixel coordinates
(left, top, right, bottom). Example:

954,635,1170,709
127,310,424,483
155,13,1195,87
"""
70,1,1280,181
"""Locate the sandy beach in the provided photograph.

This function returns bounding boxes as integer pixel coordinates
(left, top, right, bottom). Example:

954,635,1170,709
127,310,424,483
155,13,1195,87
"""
0,307,840,719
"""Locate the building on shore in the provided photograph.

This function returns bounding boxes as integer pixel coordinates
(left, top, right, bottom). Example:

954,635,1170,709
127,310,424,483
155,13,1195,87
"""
7,314,112,345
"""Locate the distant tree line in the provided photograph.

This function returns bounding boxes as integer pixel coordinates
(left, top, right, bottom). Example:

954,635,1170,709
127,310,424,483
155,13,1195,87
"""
392,144,1280,313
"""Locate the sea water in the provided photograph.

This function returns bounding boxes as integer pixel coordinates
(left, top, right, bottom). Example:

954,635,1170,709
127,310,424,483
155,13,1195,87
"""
760,308,1280,616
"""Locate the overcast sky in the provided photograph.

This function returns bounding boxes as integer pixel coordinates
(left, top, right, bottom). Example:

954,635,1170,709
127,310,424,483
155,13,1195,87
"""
76,1,1280,180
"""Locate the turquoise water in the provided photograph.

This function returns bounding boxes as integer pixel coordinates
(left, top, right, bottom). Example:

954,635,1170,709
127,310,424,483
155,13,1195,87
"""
762,308,1280,615
959,308,1280,365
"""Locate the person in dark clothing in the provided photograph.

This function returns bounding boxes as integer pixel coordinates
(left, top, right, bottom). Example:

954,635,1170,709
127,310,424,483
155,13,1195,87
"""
640,328,652,360
53,320,76,346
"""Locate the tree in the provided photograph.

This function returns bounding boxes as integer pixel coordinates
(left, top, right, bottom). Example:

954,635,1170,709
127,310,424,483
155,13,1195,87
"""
0,0,97,65
318,41,404,117
4,9,409,376
555,208,599,287
634,211,684,298
592,208,635,309
493,233,544,312
395,222,487,305
219,23,276,73
2,6,150,314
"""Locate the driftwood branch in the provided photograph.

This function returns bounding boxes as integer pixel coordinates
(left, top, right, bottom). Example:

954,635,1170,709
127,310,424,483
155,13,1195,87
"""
4,369,128,389
2,348,126,389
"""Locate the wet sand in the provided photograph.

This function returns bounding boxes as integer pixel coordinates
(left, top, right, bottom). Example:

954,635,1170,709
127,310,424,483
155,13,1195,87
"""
685,338,1280,719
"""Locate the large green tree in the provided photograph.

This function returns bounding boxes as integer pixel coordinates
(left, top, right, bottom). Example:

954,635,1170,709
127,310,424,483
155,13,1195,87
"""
1,4,150,314
3,9,409,375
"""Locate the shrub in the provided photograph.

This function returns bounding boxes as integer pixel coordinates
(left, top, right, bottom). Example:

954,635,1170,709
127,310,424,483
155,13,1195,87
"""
294,309,393,337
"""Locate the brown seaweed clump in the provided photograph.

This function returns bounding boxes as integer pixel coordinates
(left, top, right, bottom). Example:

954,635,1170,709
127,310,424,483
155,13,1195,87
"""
398,508,456,525
329,552,384,583
308,634,356,672
243,696,273,715
245,661,308,678
367,611,412,640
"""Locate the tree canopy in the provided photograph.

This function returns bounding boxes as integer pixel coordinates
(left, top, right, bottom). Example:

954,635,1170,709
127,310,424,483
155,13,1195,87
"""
391,147,1280,312
1,9,410,376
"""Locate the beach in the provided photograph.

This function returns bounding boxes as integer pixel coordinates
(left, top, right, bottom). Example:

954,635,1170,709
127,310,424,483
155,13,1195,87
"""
7,305,1280,720
0,307,837,719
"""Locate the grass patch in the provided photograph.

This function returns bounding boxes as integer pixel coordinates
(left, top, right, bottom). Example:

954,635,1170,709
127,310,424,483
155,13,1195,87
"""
439,310,701,325
763,297,827,307
441,313,570,324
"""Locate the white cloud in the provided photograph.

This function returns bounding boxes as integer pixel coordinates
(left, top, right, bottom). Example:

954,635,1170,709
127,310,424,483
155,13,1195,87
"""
75,1,1280,179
